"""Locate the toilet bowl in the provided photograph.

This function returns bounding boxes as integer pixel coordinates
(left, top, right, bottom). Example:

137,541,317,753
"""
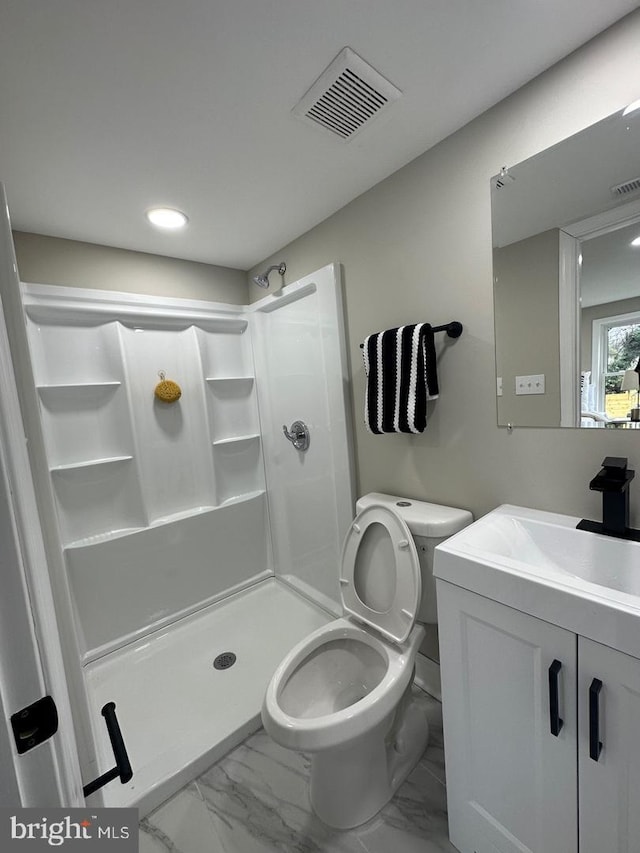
263,616,424,752
262,493,472,829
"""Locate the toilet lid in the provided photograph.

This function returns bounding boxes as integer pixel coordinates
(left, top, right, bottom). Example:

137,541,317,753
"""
340,504,421,644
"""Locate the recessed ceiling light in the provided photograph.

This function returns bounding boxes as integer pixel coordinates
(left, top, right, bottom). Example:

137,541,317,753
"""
622,98,640,117
146,207,188,230
631,235,640,248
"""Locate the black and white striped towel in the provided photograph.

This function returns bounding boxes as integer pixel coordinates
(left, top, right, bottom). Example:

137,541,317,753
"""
362,323,439,434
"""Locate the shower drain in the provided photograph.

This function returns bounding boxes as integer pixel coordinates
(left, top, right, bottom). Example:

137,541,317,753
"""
213,652,237,670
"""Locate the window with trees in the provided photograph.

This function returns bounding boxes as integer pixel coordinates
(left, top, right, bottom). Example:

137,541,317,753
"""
594,315,640,416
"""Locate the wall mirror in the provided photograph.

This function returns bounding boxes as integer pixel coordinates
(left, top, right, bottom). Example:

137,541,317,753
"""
491,102,640,428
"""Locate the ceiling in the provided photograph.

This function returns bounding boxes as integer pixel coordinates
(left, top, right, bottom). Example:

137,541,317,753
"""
581,220,640,308
491,105,640,250
1,1,638,271
489,98,640,308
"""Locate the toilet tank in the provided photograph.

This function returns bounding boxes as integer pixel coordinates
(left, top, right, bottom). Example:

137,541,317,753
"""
355,492,473,624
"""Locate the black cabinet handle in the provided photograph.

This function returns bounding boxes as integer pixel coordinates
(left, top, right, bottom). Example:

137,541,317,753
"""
548,659,564,736
589,678,603,761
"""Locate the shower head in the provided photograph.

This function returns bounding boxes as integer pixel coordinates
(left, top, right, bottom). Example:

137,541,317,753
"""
252,273,270,288
252,262,286,288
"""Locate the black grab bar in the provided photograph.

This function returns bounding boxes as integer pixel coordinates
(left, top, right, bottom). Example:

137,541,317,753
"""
83,702,133,798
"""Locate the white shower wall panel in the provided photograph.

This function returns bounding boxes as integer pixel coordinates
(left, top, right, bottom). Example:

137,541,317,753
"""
53,459,146,546
195,325,253,379
213,435,262,503
280,473,341,586
118,325,215,519
21,284,272,661
67,491,271,660
26,317,123,385
252,266,355,614
206,378,258,443
38,383,132,469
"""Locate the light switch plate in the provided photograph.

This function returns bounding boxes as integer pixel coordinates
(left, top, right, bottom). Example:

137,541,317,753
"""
497,376,503,397
515,374,545,395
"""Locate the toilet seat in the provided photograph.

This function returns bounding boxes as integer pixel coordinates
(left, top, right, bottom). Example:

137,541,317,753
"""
340,504,421,643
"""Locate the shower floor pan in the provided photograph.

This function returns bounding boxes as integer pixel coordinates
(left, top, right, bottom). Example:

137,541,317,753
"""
83,578,331,816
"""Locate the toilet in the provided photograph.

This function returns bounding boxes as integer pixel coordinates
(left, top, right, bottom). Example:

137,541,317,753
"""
262,492,472,829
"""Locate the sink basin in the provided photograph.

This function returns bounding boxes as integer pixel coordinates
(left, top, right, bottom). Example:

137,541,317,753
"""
454,508,640,597
434,504,640,660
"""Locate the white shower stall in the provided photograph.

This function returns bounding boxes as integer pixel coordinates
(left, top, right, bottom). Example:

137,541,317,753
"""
4,260,354,814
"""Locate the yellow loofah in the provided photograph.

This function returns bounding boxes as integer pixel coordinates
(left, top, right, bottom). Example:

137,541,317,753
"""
154,372,182,403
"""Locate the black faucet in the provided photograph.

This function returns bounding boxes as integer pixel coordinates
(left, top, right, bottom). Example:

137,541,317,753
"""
577,457,640,540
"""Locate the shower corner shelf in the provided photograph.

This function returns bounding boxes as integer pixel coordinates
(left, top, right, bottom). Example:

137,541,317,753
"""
212,433,260,447
64,525,147,551
37,381,122,395
50,455,134,473
219,489,266,508
149,504,218,528
205,376,254,384
63,490,267,550
130,493,266,532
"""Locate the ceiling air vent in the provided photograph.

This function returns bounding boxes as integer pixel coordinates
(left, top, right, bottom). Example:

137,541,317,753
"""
611,177,640,197
292,47,402,142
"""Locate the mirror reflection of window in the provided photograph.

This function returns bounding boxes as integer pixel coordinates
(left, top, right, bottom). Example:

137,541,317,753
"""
596,321,640,415
580,220,640,423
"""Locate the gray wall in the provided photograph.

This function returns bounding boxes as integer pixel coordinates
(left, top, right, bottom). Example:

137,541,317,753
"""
494,230,561,427
13,231,247,304
248,12,640,532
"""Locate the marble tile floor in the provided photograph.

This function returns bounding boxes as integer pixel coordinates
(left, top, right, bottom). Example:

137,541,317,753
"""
140,689,456,853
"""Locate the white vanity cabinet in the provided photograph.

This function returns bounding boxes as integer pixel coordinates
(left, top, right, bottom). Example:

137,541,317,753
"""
437,580,640,853
578,636,640,853
437,581,577,853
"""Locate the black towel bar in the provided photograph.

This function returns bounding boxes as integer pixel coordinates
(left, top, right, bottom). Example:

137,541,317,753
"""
359,321,462,347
